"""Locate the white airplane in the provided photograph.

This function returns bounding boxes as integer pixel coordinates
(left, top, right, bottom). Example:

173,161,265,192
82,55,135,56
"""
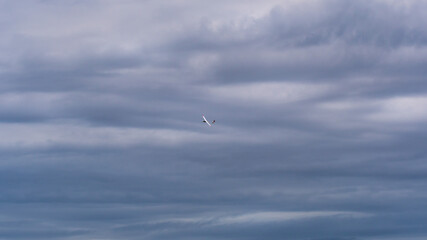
202,115,215,126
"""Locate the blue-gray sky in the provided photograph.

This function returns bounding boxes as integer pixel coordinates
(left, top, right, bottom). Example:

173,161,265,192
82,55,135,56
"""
1,0,427,239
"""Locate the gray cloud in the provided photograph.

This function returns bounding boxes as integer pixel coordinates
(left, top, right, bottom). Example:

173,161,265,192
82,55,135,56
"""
0,0,427,239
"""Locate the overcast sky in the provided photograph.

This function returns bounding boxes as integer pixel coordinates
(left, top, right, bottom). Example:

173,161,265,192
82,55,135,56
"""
1,0,427,239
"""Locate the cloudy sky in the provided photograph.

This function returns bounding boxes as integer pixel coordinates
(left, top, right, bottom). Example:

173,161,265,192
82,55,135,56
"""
1,0,427,239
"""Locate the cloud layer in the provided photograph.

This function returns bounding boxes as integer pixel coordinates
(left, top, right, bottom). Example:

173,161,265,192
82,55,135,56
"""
1,0,427,239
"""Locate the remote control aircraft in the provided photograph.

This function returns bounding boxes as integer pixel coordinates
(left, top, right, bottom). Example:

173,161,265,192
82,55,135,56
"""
202,115,215,126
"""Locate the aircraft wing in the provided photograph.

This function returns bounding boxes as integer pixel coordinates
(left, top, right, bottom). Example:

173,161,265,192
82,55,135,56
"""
202,115,211,126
